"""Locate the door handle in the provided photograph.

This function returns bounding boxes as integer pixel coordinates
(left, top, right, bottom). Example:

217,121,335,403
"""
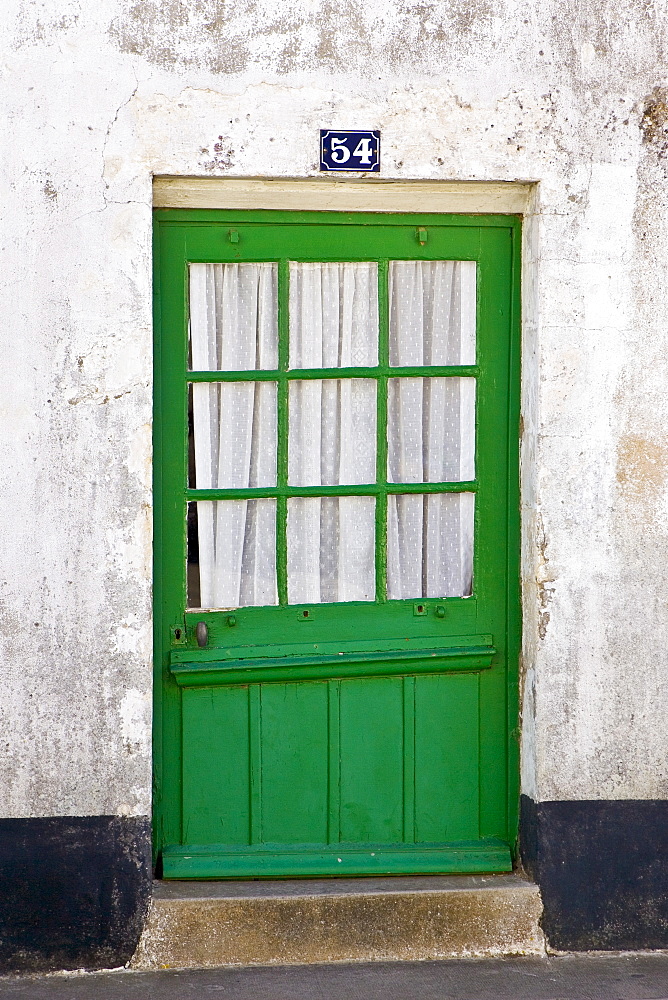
196,622,209,648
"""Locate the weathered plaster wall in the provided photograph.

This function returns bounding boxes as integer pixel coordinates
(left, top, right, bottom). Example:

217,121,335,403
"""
1,0,668,819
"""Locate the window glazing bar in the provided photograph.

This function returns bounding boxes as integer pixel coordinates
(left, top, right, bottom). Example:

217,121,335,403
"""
187,482,478,501
187,365,479,382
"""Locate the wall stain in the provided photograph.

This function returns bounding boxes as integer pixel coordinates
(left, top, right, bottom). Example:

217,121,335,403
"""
108,0,250,74
201,134,234,172
616,432,668,517
12,8,79,50
108,0,494,76
43,178,57,204
640,87,668,151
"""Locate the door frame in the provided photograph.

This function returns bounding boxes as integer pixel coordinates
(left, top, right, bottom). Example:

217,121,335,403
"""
151,181,523,871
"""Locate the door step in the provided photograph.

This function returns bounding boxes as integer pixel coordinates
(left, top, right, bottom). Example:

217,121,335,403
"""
131,873,545,970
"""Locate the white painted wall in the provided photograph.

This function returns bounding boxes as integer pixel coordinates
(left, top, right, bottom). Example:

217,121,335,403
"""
1,0,667,817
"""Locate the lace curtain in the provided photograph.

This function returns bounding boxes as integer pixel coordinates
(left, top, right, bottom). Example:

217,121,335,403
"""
188,259,475,608
189,263,278,608
287,262,378,603
387,261,475,599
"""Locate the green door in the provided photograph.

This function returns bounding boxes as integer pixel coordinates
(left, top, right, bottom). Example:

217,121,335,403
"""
153,209,520,879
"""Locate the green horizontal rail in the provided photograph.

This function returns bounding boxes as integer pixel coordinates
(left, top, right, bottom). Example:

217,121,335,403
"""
172,632,490,662
186,481,478,501
162,838,512,879
188,366,478,382
169,643,495,686
155,207,518,226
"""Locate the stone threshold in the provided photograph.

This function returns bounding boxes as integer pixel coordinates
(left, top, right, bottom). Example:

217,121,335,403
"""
131,873,545,970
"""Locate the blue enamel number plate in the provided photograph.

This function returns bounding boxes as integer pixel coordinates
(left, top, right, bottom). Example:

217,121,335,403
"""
320,130,380,172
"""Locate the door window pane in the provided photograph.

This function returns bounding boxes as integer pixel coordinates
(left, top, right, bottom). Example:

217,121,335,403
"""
188,500,277,609
288,379,376,486
289,262,378,368
190,382,277,488
389,260,476,366
189,263,278,370
287,497,375,604
387,493,474,599
387,377,475,483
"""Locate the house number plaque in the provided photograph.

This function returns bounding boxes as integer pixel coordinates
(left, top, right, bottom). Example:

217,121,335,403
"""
320,130,380,172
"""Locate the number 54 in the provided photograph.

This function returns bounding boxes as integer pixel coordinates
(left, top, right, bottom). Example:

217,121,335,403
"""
330,136,374,165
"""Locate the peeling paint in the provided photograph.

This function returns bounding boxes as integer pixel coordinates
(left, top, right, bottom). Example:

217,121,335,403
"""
640,87,668,150
107,0,498,78
119,688,151,756
535,515,555,642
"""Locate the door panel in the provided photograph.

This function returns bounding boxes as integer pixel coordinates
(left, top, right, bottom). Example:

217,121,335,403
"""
154,210,520,878
259,682,330,843
180,673,489,850
414,673,480,842
182,686,250,844
339,677,405,843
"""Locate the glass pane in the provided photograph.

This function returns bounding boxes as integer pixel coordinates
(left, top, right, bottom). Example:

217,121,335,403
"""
387,493,474,599
189,263,278,371
289,262,378,368
287,497,375,604
288,379,376,486
190,382,277,488
389,260,476,366
387,377,475,483
187,500,277,608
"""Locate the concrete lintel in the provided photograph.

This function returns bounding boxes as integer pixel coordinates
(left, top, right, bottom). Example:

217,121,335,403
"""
152,177,533,214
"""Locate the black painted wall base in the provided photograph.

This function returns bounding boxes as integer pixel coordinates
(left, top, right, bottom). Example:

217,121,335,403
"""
0,815,151,973
4,802,668,968
520,795,668,951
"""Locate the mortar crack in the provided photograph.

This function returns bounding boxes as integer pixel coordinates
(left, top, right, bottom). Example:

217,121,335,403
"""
72,73,140,222
102,70,139,197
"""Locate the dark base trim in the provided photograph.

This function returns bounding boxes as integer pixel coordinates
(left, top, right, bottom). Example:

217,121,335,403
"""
520,795,668,951
0,815,151,973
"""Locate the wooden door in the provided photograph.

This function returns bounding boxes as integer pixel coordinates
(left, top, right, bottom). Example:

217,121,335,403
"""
153,210,520,878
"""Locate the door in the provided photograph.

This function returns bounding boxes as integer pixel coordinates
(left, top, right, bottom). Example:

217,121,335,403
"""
153,209,520,878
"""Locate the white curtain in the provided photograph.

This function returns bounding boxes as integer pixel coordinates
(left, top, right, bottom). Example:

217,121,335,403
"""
189,263,278,607
189,261,278,370
187,259,475,608
389,259,476,366
289,260,378,368
287,262,378,603
387,261,476,598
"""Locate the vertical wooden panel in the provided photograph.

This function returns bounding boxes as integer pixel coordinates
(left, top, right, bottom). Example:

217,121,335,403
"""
182,686,250,845
328,680,341,843
414,673,480,842
402,676,416,842
478,665,508,839
260,681,329,843
339,677,403,842
249,685,262,844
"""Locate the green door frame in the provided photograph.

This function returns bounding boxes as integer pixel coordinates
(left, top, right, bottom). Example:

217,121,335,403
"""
152,209,521,877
